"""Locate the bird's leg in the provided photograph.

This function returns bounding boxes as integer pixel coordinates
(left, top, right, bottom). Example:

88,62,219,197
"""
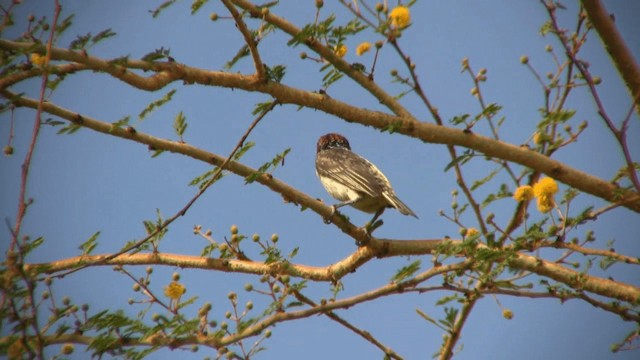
324,198,359,224
369,207,385,227
362,207,386,237
333,198,359,210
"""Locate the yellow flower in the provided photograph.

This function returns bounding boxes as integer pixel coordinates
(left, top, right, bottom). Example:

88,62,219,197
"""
536,194,555,213
533,177,558,198
30,53,47,66
466,228,479,237
502,309,514,320
389,6,411,28
334,44,347,58
356,42,372,56
164,281,186,300
513,185,534,202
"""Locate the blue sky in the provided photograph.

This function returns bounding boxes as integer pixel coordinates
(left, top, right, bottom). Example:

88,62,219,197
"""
1,1,639,359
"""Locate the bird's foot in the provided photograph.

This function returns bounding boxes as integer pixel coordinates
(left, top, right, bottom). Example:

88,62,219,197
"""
323,205,338,224
365,219,384,234
355,219,383,246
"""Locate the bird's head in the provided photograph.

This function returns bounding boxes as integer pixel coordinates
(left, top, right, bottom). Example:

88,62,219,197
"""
317,133,351,154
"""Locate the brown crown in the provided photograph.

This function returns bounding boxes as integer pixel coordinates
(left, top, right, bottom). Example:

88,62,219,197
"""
317,133,351,153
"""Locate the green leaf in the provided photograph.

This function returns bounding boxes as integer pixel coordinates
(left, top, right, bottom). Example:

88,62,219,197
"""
173,111,188,138
22,236,44,255
56,14,75,36
189,168,225,189
436,294,460,306
265,64,286,83
108,55,130,66
69,33,91,50
449,114,470,126
245,148,291,184
444,149,474,172
225,25,276,70
599,256,617,271
201,243,217,257
539,20,552,36
189,141,255,189
139,89,176,120
191,0,208,14
110,116,131,132
288,15,336,47
470,167,500,191
380,120,404,134
262,246,283,264
79,231,100,255
57,122,82,135
141,47,171,62
92,28,117,44
150,0,178,18
253,100,277,115
390,260,421,283
233,141,255,161
416,308,444,330
321,67,344,89
177,296,199,310
481,183,510,208
224,44,250,70
440,307,459,329
151,149,165,158
539,109,576,128
476,103,502,120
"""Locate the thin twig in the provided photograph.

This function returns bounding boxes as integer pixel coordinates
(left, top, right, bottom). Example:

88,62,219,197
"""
221,0,266,80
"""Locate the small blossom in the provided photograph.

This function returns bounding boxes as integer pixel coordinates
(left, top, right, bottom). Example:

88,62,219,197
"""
389,6,411,28
61,343,75,355
164,281,186,300
533,177,558,198
461,57,469,70
334,44,347,58
513,185,534,202
356,42,372,56
30,53,46,66
533,132,544,145
502,309,514,320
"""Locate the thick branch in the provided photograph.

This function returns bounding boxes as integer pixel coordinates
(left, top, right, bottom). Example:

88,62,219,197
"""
581,0,640,106
23,236,640,305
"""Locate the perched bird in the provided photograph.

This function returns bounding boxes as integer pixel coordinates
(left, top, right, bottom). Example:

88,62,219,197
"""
315,133,418,225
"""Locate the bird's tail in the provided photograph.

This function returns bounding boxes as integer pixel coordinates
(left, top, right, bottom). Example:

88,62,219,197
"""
384,193,418,218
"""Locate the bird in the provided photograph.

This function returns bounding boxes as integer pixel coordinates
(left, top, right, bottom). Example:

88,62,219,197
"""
315,133,418,226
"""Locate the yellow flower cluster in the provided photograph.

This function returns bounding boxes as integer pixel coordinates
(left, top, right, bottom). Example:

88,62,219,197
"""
466,228,479,237
164,281,186,300
513,185,534,202
334,44,347,58
513,177,559,213
30,53,47,66
533,177,558,213
356,42,371,56
533,177,558,197
389,6,411,28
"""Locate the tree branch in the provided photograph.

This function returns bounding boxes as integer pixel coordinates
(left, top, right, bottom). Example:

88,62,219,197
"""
581,0,640,109
0,49,637,213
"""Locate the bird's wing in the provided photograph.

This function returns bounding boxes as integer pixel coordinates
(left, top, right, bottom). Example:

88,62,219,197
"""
316,148,388,198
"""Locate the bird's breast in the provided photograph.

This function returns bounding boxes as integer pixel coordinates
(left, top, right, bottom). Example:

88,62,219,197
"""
318,175,359,202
